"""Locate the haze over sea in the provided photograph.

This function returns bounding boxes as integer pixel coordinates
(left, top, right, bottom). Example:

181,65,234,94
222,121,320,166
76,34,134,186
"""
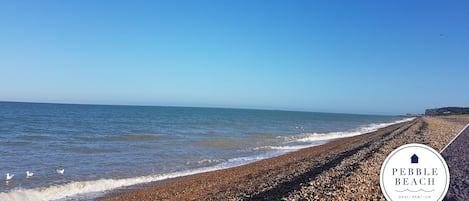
0,101,412,200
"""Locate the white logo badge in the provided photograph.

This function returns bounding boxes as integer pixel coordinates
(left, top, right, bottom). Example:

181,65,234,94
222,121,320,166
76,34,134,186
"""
380,143,450,201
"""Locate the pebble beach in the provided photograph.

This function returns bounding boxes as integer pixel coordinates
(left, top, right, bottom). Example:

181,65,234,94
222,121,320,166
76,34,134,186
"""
103,115,469,201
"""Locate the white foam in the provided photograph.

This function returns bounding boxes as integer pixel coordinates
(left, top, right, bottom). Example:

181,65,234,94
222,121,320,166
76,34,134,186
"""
290,117,415,143
0,154,273,201
185,159,225,166
222,155,273,166
251,117,415,153
0,167,221,201
253,145,317,151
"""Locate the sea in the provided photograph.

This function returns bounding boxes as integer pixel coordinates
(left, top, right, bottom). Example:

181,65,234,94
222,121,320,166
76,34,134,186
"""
0,102,412,201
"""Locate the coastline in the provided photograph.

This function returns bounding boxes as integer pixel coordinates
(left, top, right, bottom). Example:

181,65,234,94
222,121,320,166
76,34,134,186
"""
0,108,410,201
102,115,469,200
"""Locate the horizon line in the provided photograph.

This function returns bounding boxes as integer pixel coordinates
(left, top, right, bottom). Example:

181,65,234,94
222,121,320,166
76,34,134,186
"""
0,100,402,116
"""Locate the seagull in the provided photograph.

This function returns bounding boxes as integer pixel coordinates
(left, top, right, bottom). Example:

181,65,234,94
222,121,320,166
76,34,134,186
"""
6,173,14,181
26,171,34,178
56,168,64,175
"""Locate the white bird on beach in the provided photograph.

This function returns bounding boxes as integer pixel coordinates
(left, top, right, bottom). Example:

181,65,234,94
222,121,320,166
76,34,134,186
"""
6,173,14,181
26,171,34,178
56,168,64,175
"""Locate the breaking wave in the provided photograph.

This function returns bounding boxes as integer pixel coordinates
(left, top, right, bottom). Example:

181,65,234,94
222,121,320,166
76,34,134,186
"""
287,118,414,143
0,154,274,201
184,159,226,166
253,117,415,153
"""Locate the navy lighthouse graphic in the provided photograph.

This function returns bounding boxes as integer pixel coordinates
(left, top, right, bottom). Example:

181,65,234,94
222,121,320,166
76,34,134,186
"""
411,154,419,164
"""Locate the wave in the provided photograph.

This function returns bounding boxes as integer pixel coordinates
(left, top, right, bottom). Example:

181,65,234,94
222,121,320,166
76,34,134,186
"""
184,159,225,166
110,134,163,141
220,154,279,167
75,134,167,142
247,132,279,138
0,154,272,201
65,147,116,154
0,168,217,201
251,117,415,153
4,141,32,147
287,118,415,143
253,144,321,151
16,135,52,141
192,139,261,147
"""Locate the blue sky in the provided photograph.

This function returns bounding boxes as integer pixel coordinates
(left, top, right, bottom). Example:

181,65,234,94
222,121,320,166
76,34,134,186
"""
0,0,468,115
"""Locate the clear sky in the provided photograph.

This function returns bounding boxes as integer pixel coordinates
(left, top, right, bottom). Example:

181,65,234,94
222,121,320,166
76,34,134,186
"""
0,0,468,115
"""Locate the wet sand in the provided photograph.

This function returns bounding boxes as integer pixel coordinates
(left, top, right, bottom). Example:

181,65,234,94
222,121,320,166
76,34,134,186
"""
103,115,469,201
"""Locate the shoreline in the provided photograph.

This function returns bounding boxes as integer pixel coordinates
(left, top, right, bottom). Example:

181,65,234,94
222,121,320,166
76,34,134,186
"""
102,115,469,200
0,116,412,201
95,118,412,200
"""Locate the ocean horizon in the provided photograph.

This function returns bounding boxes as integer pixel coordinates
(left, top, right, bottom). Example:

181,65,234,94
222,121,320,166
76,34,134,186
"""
0,101,412,200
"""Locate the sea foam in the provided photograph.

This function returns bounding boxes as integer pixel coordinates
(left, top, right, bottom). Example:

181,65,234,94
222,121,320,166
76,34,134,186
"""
0,154,274,201
253,118,415,152
0,167,219,201
289,117,414,143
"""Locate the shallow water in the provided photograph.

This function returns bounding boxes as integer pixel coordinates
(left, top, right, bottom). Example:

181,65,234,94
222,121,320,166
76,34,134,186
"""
0,102,410,200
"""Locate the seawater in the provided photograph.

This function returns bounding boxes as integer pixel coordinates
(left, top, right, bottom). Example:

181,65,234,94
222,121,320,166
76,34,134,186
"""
0,102,412,200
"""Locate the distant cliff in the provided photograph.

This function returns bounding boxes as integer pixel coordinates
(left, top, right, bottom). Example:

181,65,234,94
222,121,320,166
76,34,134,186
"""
425,107,469,115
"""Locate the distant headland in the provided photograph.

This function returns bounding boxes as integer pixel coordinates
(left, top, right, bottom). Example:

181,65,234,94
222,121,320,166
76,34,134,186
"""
425,107,469,115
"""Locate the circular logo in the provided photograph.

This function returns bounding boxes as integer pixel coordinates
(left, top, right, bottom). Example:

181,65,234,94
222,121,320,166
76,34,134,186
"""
380,143,450,201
